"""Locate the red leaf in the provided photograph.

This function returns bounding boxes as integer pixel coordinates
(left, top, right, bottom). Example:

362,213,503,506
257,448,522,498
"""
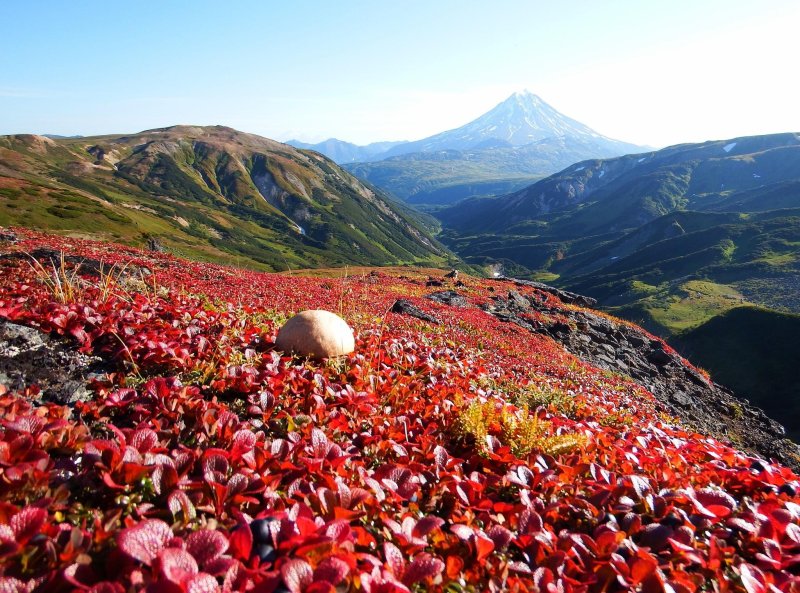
313,557,349,585
474,533,495,562
304,583,335,593
281,558,314,593
10,507,47,544
117,519,172,565
412,516,444,538
630,552,658,584
445,555,464,579
402,553,444,586
228,524,253,561
186,530,228,566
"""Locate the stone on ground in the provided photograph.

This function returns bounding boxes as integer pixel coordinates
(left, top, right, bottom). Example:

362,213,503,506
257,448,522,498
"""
275,310,355,359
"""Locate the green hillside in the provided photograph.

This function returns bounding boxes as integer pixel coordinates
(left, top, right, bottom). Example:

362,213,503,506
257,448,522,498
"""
437,134,800,326
0,127,450,271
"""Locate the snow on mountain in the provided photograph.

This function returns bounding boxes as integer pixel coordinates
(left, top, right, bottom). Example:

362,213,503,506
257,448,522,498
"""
380,90,644,158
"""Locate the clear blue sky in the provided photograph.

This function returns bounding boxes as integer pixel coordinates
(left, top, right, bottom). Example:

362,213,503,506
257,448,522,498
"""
2,0,799,147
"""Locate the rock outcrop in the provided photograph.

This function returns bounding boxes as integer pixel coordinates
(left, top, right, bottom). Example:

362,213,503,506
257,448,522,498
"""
482,285,800,470
0,320,107,405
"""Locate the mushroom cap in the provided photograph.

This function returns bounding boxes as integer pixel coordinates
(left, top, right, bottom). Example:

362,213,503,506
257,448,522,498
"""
275,310,355,359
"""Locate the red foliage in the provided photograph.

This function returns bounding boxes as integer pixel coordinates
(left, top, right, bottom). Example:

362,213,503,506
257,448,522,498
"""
0,228,798,592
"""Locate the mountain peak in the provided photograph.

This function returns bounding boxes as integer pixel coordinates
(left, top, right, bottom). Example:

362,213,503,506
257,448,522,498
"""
510,89,542,101
378,91,640,159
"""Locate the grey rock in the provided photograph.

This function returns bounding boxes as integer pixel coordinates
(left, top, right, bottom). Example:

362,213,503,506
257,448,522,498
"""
0,229,18,243
426,291,469,308
648,347,673,366
391,299,440,325
507,290,531,311
0,320,108,405
502,277,597,307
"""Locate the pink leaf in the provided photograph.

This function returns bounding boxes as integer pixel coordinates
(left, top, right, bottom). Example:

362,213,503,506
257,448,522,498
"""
313,557,350,585
159,548,198,584
231,430,257,457
383,542,406,578
433,446,449,467
325,520,352,543
695,488,737,518
10,507,47,544
88,583,125,593
152,464,179,496
203,556,236,576
486,525,513,551
449,524,474,541
0,577,29,593
117,519,172,565
131,428,159,453
281,558,314,593
167,490,196,520
402,554,444,586
186,530,229,567
739,564,766,593
185,573,219,593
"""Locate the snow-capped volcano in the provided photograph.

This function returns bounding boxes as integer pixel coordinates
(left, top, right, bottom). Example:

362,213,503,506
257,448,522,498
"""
380,90,642,158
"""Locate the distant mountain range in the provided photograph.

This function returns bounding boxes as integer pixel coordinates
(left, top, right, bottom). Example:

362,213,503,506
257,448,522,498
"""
290,91,648,207
440,132,800,237
285,138,407,164
0,126,449,270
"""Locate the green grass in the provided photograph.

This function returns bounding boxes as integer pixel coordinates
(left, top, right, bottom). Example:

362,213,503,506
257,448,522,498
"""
631,280,748,333
530,271,560,282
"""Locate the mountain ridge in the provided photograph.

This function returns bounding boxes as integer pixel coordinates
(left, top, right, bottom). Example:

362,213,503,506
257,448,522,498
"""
0,126,451,271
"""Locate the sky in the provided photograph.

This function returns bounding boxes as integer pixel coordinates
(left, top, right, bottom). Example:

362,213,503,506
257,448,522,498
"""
1,0,799,148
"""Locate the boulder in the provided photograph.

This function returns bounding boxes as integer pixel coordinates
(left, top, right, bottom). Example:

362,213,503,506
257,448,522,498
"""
275,310,355,359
